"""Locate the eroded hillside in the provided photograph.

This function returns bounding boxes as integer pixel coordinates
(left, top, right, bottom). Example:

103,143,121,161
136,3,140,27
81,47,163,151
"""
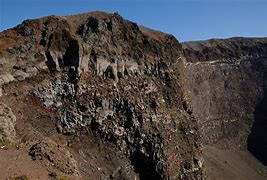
0,11,267,180
0,11,203,180
182,38,267,179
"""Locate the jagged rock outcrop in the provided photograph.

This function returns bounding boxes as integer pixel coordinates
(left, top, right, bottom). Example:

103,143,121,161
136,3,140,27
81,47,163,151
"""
1,11,267,179
0,11,203,179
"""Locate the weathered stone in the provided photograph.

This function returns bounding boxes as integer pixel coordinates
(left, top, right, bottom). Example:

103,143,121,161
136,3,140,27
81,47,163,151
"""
36,61,48,70
25,66,38,76
0,57,8,66
0,103,16,144
0,73,15,86
13,70,29,81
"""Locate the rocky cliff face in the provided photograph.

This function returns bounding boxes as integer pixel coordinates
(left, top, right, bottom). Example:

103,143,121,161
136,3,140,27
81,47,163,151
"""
0,12,203,179
182,39,267,179
182,38,267,147
0,11,267,180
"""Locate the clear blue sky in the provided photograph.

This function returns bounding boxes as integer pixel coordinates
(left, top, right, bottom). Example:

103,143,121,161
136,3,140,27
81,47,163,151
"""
0,0,266,42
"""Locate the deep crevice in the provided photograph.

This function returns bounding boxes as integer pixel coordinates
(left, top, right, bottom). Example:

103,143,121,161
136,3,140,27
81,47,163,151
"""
248,89,267,165
62,39,80,68
129,150,162,180
45,50,57,72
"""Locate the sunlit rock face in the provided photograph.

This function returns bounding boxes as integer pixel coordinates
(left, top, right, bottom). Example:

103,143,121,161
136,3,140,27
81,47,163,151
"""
0,11,204,179
1,10,267,179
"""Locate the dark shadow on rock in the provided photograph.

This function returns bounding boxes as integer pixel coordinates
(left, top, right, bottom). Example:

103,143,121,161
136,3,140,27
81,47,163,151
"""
248,90,267,165
129,150,162,180
62,39,79,68
247,58,267,165
45,50,57,72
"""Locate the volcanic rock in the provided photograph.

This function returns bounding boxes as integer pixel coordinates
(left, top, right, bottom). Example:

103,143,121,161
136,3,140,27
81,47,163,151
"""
0,11,267,180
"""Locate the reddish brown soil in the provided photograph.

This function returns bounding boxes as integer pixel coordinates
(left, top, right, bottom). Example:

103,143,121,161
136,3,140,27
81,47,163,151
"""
0,147,50,179
0,75,136,180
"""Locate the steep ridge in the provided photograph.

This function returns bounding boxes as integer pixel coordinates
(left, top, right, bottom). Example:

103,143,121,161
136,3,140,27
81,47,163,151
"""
0,12,203,179
1,11,267,179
